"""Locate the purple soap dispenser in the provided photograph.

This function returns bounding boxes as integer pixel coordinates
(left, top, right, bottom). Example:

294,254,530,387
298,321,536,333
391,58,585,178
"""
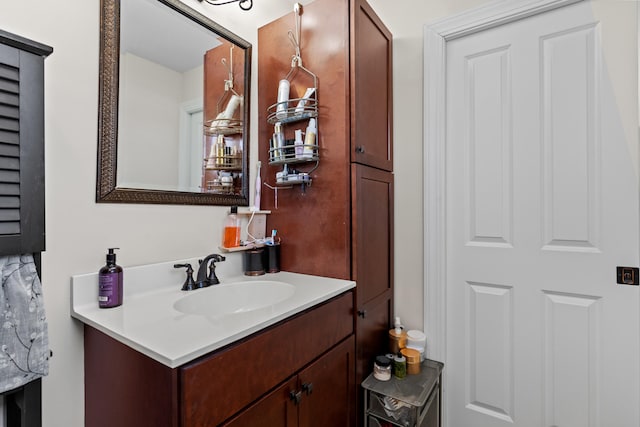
98,248,123,308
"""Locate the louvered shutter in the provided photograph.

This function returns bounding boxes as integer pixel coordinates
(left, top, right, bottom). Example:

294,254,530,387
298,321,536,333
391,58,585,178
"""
0,32,51,255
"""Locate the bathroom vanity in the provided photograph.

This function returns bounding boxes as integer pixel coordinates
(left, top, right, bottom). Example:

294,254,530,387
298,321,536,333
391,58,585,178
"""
71,259,356,427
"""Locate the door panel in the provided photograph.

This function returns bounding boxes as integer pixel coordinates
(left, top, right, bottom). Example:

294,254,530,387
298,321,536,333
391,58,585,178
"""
221,377,298,427
351,0,393,171
352,164,394,306
298,336,355,427
355,292,392,383
446,2,639,426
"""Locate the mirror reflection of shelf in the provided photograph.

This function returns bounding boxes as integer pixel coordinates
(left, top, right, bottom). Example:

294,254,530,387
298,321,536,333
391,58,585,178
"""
204,132,243,171
205,153,242,170
208,46,244,136
205,180,236,194
204,118,243,136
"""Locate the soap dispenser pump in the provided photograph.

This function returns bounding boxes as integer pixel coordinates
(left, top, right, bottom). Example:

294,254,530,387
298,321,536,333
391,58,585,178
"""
98,248,123,308
388,316,407,353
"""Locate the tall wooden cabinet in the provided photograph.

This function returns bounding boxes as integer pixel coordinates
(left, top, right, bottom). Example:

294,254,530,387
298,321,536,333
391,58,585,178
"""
258,0,393,419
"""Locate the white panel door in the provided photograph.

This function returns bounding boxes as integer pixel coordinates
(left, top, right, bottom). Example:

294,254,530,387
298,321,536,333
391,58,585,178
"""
446,2,639,426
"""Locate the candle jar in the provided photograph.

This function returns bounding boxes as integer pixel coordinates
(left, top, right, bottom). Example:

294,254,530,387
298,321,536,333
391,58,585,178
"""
373,355,392,381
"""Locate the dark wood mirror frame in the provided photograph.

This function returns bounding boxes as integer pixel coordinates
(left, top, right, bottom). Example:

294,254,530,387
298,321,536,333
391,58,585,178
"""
97,0,251,205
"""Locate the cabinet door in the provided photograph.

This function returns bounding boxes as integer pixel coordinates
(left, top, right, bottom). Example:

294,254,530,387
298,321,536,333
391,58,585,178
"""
350,0,393,171
179,293,353,426
355,294,392,384
352,164,393,307
0,32,51,255
298,336,355,427
221,377,298,427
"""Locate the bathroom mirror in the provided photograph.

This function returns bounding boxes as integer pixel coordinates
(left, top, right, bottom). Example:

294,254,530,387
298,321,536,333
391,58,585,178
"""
97,0,251,205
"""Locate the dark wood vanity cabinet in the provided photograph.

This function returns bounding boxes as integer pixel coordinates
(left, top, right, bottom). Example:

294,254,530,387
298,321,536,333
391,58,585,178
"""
258,0,393,422
84,291,355,427
222,336,355,427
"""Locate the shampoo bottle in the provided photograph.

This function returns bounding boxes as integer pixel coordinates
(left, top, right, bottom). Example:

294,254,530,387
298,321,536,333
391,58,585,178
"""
222,206,241,248
98,248,123,308
294,129,304,159
303,118,316,159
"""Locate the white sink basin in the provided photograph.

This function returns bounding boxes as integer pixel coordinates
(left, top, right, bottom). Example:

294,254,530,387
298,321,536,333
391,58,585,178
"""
173,281,296,316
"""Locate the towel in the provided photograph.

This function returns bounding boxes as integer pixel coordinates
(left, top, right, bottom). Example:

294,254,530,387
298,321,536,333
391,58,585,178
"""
0,254,49,393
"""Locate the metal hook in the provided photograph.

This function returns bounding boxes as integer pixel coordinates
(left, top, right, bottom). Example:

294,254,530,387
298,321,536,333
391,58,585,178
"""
221,45,236,93
287,3,303,70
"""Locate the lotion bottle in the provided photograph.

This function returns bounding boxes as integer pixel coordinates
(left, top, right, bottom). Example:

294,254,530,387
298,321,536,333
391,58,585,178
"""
273,122,285,161
276,79,290,120
98,248,123,308
302,118,316,159
294,129,304,159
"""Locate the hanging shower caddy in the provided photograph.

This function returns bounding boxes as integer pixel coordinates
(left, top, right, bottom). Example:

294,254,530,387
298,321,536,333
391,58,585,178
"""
265,3,319,189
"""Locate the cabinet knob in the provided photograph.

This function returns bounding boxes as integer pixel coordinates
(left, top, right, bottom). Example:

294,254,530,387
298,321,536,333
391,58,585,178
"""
357,309,367,318
289,390,302,405
302,382,314,395
355,145,365,154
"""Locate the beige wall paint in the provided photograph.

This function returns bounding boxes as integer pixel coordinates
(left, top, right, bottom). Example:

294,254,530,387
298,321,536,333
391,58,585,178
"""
366,0,492,332
0,0,490,425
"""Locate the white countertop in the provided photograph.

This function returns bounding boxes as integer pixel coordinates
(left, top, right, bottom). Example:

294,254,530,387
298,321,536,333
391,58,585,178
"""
71,256,355,368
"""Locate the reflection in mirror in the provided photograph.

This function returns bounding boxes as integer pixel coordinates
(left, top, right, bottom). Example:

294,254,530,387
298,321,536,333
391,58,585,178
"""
97,0,251,205
201,40,245,195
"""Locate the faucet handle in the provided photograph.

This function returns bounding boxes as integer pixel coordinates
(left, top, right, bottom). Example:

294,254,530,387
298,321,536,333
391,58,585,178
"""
208,262,220,285
174,263,197,291
206,254,226,285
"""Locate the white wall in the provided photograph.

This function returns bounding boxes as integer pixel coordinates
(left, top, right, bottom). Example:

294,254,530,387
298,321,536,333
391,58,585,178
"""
0,0,492,425
118,52,183,188
366,0,493,332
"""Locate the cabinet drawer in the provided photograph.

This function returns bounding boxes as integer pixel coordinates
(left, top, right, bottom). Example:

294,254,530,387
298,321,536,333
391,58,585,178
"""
180,291,354,426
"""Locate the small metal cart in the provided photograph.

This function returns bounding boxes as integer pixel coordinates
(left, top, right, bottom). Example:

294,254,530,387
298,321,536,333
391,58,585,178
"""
362,359,444,427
